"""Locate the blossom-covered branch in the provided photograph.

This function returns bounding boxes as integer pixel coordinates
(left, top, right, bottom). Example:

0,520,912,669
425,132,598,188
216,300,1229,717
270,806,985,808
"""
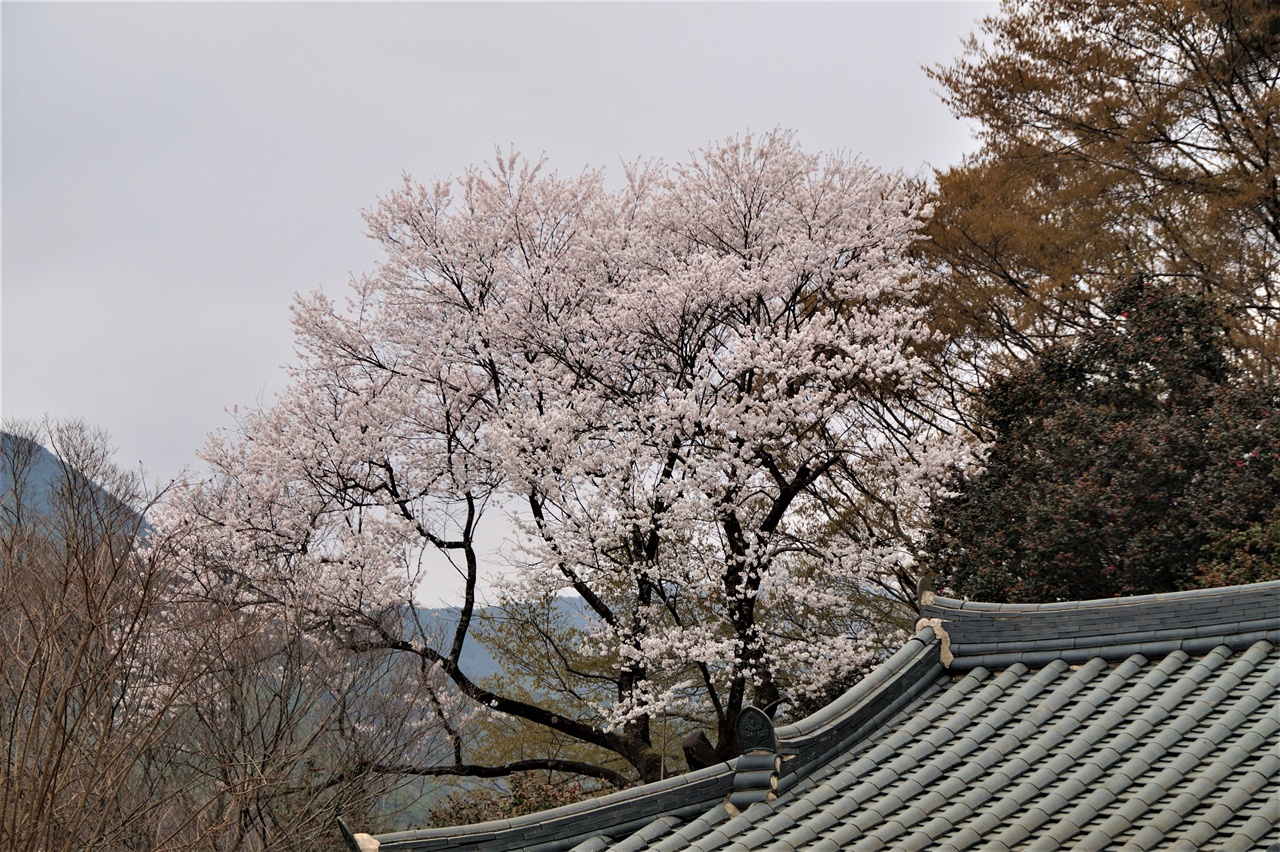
160,131,972,785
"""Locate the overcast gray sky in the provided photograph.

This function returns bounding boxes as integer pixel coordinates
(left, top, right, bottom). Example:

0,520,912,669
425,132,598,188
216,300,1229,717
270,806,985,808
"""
3,1,994,489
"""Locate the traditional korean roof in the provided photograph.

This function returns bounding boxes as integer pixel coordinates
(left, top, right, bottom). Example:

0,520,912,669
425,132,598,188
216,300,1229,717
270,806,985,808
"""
342,580,1280,852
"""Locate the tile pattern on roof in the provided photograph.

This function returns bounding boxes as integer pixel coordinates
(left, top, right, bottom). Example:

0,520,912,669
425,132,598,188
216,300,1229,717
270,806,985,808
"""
351,581,1280,852
698,640,1278,851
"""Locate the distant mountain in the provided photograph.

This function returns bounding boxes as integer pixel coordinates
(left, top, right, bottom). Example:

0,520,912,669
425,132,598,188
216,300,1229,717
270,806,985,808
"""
0,430,148,535
0,431,70,518
413,596,598,683
408,607,503,681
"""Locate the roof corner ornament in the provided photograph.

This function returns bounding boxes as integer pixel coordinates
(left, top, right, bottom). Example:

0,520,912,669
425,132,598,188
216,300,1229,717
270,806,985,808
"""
737,705,778,752
916,571,937,610
682,729,720,770
337,817,380,852
914,616,953,668
729,706,781,812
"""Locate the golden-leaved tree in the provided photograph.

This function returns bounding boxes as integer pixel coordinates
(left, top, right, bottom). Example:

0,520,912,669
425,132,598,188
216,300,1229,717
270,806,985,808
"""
925,0,1279,377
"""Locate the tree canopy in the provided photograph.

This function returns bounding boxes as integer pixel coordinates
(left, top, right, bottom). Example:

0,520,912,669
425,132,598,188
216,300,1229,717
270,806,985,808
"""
160,132,966,786
924,279,1280,602
925,0,1280,374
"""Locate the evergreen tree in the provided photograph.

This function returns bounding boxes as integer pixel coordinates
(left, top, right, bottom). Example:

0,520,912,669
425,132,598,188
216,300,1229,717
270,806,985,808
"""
925,280,1280,602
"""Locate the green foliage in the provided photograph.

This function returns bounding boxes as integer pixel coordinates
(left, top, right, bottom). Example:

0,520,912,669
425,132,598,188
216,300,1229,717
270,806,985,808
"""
469,600,643,779
425,774,593,828
924,280,1280,602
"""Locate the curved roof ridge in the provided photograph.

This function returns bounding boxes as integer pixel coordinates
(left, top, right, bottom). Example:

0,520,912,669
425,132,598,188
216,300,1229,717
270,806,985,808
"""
775,625,937,740
773,626,944,793
922,580,1280,670
925,578,1280,613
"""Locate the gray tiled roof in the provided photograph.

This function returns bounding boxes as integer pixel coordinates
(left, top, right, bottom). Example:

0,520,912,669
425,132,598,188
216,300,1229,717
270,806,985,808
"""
347,580,1280,852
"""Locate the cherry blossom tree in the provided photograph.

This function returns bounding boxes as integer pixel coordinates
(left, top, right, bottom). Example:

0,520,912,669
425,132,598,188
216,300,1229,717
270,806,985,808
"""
161,131,969,786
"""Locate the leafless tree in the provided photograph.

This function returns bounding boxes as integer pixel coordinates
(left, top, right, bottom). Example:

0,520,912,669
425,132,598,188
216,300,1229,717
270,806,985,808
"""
0,420,456,851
